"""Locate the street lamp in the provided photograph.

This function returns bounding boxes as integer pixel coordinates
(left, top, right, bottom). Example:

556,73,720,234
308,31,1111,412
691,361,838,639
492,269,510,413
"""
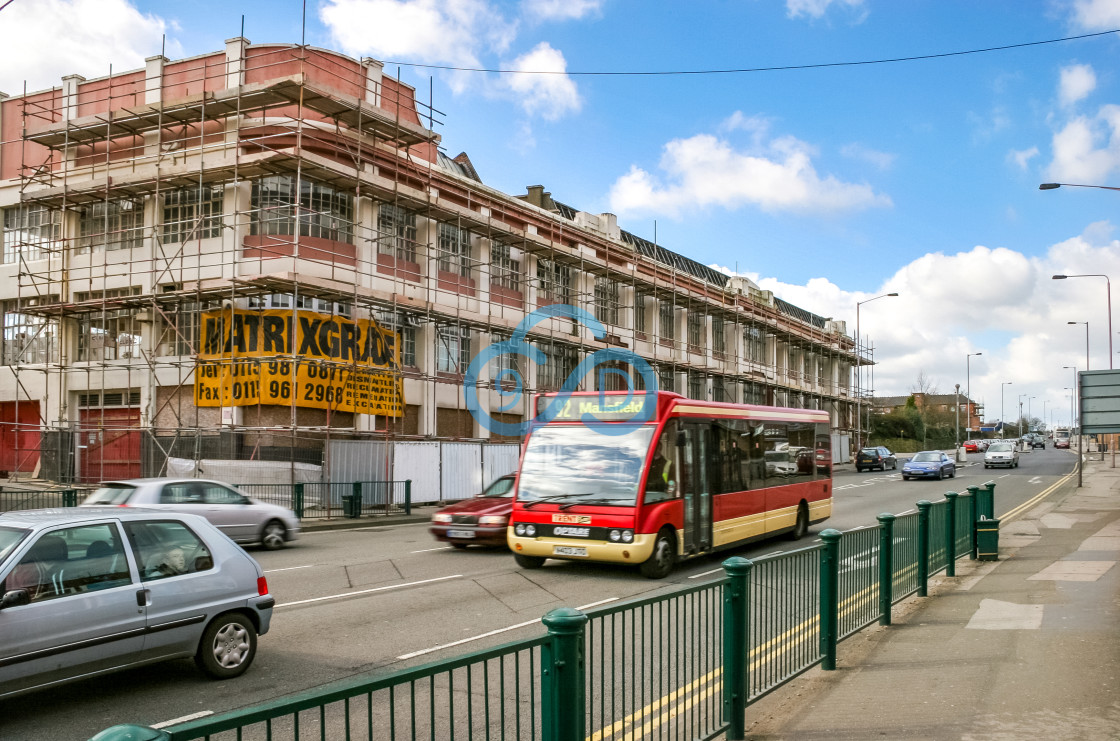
1040,182,1120,192
1064,365,1083,488
1027,395,1036,432
1068,321,1090,371
1054,275,1112,369
966,352,982,433
854,292,898,450
1001,381,1012,438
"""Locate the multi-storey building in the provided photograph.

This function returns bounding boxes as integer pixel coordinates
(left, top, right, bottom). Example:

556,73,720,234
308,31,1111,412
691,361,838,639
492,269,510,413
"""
0,41,860,484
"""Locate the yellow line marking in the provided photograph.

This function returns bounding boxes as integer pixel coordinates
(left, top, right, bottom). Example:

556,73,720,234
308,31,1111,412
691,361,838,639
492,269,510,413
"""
999,472,1074,522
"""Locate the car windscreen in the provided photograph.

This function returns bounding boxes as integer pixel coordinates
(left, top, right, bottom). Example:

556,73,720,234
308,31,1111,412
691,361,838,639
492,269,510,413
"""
83,484,139,505
912,453,940,462
480,476,515,498
0,526,30,565
518,423,655,507
859,448,878,456
988,444,1013,452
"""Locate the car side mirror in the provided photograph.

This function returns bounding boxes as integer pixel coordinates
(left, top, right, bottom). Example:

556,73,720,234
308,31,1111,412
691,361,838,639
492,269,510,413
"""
0,589,30,610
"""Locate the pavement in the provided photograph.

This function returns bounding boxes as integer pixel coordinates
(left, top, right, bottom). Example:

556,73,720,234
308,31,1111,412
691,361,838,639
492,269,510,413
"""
743,454,1120,740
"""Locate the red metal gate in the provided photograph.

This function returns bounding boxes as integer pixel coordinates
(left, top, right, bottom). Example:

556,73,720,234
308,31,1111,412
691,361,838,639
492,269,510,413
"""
0,400,41,474
78,407,141,483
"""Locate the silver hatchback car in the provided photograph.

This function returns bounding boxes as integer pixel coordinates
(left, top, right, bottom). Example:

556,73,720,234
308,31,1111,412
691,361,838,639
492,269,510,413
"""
82,478,300,550
0,508,274,699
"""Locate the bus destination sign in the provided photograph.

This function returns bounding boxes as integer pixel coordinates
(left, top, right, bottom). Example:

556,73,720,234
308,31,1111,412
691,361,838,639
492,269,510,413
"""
546,395,649,423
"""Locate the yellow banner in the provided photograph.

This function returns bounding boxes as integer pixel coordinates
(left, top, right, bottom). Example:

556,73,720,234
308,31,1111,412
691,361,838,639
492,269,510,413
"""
194,309,404,417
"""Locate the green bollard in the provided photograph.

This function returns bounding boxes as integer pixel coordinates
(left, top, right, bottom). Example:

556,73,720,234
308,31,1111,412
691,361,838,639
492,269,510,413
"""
541,607,588,741
877,513,896,626
351,481,363,519
293,482,304,520
945,492,958,577
917,500,932,597
722,556,753,740
819,529,842,670
88,724,172,741
981,481,996,520
404,479,412,516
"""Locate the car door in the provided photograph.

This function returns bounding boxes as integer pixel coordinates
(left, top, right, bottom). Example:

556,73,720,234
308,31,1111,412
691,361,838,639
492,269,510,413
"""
941,453,953,475
0,522,143,698
198,483,257,542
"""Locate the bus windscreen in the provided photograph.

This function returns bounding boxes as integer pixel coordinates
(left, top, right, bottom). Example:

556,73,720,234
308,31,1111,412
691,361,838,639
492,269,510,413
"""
518,423,655,507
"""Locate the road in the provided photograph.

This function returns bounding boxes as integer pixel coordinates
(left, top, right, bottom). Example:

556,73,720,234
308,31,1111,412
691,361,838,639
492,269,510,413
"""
4,445,1078,741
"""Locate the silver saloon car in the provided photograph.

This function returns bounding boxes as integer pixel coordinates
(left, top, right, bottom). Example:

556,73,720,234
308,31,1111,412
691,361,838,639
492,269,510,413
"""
0,508,274,700
985,442,1020,468
82,478,300,550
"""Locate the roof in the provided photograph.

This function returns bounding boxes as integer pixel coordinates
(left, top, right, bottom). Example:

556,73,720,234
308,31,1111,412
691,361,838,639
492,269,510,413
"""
0,506,167,528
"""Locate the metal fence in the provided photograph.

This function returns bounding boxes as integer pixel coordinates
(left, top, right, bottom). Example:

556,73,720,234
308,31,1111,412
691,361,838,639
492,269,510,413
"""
92,483,1003,741
0,486,87,512
238,481,413,520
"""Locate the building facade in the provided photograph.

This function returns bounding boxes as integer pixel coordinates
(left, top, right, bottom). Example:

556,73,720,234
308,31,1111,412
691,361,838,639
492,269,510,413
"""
0,41,861,482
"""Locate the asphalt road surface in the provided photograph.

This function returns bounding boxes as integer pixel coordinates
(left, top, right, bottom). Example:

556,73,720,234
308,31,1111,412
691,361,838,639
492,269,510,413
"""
4,445,1078,741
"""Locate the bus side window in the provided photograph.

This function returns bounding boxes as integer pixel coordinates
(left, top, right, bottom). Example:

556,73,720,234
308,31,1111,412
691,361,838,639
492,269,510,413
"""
645,424,678,502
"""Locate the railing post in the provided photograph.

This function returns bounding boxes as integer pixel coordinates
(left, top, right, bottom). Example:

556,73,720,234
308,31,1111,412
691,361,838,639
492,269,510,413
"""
293,483,304,520
819,528,842,671
541,607,588,741
917,500,932,597
877,513,896,626
722,556,752,740
404,479,412,515
966,486,980,559
351,480,363,519
944,492,958,577
981,480,996,520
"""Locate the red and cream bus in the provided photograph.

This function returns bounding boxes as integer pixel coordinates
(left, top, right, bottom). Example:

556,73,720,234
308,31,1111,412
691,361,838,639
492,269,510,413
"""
507,390,832,578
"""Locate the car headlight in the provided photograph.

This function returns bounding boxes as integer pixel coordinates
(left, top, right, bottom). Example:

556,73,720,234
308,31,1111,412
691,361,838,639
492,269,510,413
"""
433,514,452,523
479,515,508,526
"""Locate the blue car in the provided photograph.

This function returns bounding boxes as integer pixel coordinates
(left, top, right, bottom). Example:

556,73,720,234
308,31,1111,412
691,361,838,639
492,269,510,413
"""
901,451,956,480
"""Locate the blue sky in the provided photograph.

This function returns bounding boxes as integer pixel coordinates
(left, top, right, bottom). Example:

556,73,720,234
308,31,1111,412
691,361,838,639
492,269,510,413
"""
3,0,1120,427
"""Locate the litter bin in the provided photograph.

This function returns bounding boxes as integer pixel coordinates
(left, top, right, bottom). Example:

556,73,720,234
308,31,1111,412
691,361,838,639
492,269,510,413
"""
976,518,1000,561
62,489,78,508
342,493,362,519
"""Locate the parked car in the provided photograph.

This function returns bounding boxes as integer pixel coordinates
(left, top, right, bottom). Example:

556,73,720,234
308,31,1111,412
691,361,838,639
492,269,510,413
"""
0,508,274,699
856,446,897,472
963,440,980,453
901,451,956,480
81,479,300,550
430,474,516,548
985,442,1020,468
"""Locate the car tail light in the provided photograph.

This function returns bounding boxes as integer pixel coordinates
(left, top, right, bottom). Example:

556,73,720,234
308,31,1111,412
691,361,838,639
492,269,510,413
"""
257,576,269,596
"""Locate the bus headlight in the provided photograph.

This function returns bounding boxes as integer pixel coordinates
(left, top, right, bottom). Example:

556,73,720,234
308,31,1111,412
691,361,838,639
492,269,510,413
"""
525,524,536,537
514,523,526,536
622,530,634,543
609,529,621,542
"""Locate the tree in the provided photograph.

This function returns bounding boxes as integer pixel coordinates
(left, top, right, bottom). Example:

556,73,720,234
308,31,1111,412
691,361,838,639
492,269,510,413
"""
911,370,938,396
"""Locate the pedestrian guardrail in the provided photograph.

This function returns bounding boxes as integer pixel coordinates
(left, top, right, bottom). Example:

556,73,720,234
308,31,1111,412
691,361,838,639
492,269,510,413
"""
0,486,87,512
91,486,997,741
237,480,413,520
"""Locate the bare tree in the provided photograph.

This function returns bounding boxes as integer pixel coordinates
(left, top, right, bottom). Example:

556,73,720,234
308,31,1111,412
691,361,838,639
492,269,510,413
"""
911,370,938,395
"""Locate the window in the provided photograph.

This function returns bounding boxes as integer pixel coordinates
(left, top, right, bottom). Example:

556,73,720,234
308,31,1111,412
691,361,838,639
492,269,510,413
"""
163,185,223,243
713,320,725,355
78,198,144,252
436,325,471,374
437,223,471,277
376,312,417,368
251,176,353,243
157,299,220,356
657,366,675,394
377,202,417,261
743,383,766,405
2,297,58,365
491,332,520,383
537,259,571,305
712,376,728,402
248,293,351,317
744,327,766,364
688,312,705,350
124,520,213,581
76,288,142,361
594,276,619,325
634,290,647,334
3,524,132,602
3,206,61,263
490,242,521,291
536,341,578,391
688,371,706,400
659,300,676,341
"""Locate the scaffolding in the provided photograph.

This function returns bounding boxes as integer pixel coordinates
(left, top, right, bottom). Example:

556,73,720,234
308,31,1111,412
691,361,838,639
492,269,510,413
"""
0,40,863,485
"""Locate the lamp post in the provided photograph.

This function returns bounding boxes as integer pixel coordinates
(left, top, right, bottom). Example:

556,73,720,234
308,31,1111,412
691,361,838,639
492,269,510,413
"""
1018,394,1027,440
1054,275,1112,369
854,292,898,450
954,383,961,460
966,352,982,433
1042,400,1049,432
1068,321,1090,371
1040,182,1120,191
1001,381,1012,438
1064,365,1082,488
1027,396,1036,431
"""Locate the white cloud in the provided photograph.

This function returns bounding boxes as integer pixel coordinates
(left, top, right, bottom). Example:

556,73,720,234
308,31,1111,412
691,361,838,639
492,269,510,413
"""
1059,63,1096,107
785,0,868,21
840,143,896,170
724,223,1120,424
1047,105,1120,182
0,0,178,95
501,43,581,120
1008,146,1039,170
608,128,891,217
1069,0,1120,30
524,0,604,21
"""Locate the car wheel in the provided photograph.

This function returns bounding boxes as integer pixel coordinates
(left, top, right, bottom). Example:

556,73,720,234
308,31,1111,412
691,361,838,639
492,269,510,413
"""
514,553,546,569
936,468,943,480
949,468,955,478
640,528,677,579
788,503,809,541
451,542,470,549
260,520,287,551
902,475,909,481
196,613,257,679
892,461,898,470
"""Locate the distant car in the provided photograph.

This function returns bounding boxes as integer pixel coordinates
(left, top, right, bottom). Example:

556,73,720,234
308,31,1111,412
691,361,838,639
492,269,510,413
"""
0,507,274,699
856,446,896,472
977,440,991,452
430,475,516,548
81,479,300,550
1030,435,1045,449
985,442,1020,468
1055,438,1071,449
963,440,980,453
901,451,956,480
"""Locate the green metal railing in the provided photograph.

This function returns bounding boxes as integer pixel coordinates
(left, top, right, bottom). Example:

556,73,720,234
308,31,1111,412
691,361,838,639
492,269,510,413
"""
91,482,1001,741
237,480,413,520
0,486,86,512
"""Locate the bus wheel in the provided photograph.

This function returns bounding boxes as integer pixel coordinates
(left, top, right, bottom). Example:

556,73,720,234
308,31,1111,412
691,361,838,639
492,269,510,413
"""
788,504,809,541
640,529,676,579
514,553,546,569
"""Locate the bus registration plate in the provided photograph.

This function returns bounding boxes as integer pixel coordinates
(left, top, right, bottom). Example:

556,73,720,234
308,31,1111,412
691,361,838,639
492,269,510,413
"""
554,545,587,557
447,530,475,539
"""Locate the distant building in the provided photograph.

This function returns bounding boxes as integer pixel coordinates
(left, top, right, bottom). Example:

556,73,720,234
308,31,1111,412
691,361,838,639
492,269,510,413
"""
873,393,982,430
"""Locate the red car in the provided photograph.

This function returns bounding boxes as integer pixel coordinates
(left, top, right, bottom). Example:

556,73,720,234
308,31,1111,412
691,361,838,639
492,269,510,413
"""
963,440,980,453
430,475,516,548
1054,439,1070,449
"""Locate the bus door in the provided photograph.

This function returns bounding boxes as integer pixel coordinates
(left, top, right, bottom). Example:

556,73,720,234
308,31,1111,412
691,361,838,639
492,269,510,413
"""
678,423,712,555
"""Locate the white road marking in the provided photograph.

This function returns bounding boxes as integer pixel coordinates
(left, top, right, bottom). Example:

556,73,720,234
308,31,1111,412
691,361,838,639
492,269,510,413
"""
688,568,724,579
264,564,315,573
411,546,454,553
1029,476,1042,484
998,474,1010,478
277,575,463,608
396,597,619,660
152,711,214,728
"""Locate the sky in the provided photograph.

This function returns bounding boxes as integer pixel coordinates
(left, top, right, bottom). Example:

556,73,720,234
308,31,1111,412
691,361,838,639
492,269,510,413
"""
2,0,1120,429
